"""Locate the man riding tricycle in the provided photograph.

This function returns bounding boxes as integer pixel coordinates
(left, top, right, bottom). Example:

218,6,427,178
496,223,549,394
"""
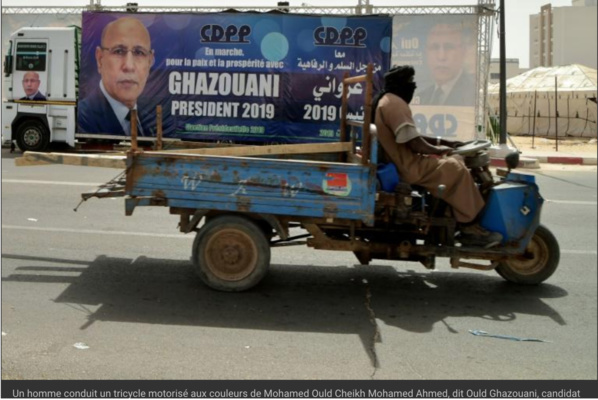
98,64,560,292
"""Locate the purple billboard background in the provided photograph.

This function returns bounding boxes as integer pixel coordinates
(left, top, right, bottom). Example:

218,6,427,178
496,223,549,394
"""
78,12,391,143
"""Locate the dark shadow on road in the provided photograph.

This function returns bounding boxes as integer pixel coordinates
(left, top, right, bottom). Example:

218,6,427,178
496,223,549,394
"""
1,147,22,160
2,253,568,369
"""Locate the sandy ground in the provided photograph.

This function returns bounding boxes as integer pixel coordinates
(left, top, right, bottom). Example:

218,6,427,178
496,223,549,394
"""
508,135,597,155
505,135,597,171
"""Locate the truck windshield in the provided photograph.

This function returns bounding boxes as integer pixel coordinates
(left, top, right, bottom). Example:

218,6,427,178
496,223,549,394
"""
15,42,47,72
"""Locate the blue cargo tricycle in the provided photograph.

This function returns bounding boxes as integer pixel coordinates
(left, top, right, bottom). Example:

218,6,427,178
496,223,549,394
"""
88,66,560,291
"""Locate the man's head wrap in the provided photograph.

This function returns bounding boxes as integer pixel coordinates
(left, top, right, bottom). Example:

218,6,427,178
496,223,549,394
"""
372,65,417,122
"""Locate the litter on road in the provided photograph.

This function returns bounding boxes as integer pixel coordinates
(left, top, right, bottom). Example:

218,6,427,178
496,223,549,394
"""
469,329,549,343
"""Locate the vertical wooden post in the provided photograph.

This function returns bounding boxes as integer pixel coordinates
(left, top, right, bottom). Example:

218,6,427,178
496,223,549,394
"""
339,71,350,144
156,105,163,151
130,109,138,151
361,63,374,166
339,72,350,162
339,72,355,162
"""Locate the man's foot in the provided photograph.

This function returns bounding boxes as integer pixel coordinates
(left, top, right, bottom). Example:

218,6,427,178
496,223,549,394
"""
457,224,503,249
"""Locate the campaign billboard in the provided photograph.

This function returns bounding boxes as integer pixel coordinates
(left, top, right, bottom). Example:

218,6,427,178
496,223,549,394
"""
78,12,391,143
391,15,479,140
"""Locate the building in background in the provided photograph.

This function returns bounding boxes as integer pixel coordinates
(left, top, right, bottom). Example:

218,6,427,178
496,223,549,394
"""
529,0,597,69
488,58,527,84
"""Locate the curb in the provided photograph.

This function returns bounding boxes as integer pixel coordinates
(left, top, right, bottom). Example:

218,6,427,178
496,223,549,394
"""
490,157,539,169
530,156,597,166
491,155,597,168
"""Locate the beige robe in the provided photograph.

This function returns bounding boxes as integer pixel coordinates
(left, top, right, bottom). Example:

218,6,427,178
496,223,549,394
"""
374,93,484,223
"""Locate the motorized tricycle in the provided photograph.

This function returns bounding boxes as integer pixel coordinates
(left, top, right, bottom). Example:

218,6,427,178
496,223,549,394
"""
84,65,559,291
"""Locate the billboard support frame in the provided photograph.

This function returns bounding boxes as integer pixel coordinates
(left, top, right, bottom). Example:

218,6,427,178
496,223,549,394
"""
2,1,496,139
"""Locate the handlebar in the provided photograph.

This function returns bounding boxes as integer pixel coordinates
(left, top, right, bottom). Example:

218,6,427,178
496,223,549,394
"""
451,139,492,156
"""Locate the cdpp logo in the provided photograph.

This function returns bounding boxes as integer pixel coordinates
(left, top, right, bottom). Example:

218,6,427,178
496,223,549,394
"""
414,113,459,136
313,26,367,47
200,24,251,43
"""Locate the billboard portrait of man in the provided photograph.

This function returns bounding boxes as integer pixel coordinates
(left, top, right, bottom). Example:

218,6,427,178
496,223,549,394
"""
78,16,155,136
417,22,475,106
20,71,47,101
390,15,479,138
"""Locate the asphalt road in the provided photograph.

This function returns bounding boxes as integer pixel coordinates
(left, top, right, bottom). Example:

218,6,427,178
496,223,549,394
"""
1,148,597,381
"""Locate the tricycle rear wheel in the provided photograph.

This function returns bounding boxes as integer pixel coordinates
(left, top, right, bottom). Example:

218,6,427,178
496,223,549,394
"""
192,215,270,291
495,225,559,285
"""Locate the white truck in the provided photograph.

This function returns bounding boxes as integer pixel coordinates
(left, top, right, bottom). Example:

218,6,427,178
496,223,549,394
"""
2,26,82,152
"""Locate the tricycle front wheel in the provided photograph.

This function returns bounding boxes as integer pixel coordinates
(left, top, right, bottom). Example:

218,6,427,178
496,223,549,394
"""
495,225,559,285
192,215,271,291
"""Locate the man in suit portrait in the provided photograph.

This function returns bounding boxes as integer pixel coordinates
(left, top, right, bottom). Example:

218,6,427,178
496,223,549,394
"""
21,72,47,101
417,23,475,106
78,17,154,136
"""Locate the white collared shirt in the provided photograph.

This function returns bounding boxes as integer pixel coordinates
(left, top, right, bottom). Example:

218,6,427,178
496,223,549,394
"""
99,80,140,135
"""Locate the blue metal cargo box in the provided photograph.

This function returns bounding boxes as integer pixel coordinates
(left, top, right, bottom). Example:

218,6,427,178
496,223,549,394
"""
125,152,378,225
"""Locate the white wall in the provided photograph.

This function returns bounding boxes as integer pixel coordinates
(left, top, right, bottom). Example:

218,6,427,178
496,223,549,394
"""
529,4,597,69
552,6,598,68
572,0,597,6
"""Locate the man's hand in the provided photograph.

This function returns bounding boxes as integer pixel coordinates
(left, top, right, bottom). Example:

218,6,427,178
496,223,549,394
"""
408,137,455,156
423,136,464,150
435,145,453,156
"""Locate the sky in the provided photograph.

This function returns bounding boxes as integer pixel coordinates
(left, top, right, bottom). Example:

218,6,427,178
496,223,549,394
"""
0,0,575,68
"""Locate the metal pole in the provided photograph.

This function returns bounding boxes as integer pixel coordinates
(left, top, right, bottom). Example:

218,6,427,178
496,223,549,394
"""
555,76,558,152
499,0,507,145
531,90,537,148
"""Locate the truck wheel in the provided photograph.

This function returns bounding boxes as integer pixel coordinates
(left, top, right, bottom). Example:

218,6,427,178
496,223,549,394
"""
192,215,270,292
495,225,560,285
16,120,50,152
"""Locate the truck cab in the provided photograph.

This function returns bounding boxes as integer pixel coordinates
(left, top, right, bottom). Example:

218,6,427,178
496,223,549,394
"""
2,26,80,151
